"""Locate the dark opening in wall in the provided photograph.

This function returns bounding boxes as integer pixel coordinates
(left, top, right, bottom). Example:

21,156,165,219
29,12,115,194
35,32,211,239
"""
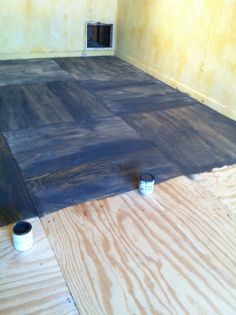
87,23,113,49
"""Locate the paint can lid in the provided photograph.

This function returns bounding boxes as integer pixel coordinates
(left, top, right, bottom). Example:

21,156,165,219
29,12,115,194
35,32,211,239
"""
13,221,32,236
139,173,155,182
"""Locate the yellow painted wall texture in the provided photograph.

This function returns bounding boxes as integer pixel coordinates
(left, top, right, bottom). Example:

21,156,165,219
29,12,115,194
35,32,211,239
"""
116,0,236,120
0,0,117,60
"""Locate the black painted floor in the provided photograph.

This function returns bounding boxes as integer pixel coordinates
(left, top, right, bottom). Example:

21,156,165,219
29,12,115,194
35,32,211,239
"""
1,56,236,226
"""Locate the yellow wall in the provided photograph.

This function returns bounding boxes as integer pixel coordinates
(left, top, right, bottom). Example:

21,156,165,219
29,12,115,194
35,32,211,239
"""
0,0,117,60
116,0,236,120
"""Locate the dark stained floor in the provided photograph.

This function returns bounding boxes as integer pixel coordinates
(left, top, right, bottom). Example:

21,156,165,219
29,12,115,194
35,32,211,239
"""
5,117,181,215
1,56,236,225
0,59,73,87
55,56,149,81
124,105,236,174
0,135,37,223
0,80,111,132
80,79,195,114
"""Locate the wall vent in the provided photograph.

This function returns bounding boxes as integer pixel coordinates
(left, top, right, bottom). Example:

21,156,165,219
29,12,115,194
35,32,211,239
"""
87,22,113,49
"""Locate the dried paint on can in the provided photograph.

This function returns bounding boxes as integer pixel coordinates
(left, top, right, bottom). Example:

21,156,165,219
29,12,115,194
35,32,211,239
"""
139,173,155,196
12,221,33,252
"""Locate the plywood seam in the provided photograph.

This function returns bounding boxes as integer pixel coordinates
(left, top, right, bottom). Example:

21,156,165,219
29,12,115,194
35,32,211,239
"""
40,176,236,315
40,217,81,315
0,218,79,315
193,175,235,219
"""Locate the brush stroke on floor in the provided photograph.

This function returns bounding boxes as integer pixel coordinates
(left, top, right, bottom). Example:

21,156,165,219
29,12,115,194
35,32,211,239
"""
1,56,236,225
4,116,181,215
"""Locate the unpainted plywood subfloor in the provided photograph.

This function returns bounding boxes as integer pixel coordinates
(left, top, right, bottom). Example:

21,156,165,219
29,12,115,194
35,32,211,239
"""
194,165,236,218
0,218,78,315
1,166,236,315
41,171,236,315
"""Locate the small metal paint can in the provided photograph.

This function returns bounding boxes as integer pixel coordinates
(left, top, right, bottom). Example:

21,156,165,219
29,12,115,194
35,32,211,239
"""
139,173,155,196
12,221,33,252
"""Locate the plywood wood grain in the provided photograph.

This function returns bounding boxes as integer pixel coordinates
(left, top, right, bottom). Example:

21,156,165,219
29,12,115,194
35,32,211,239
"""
42,176,236,315
55,56,148,81
81,78,195,114
46,80,111,121
194,165,236,217
5,116,180,215
0,59,73,87
124,105,236,174
0,218,78,315
0,134,37,226
1,56,236,226
0,80,110,132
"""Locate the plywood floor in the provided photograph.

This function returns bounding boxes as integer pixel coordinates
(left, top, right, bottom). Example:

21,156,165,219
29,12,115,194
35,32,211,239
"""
0,218,78,315
1,165,236,314
1,56,236,225
194,165,236,218
41,172,236,315
5,116,180,215
0,56,236,313
0,59,73,87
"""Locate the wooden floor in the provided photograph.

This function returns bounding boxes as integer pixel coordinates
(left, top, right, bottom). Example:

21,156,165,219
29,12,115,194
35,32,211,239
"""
0,56,236,313
5,116,180,215
1,165,235,315
194,165,236,218
1,56,236,225
0,134,37,223
0,218,78,315
0,59,73,87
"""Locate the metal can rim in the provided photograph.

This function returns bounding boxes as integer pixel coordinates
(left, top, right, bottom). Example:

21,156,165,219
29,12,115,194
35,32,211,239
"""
139,173,155,182
13,221,32,236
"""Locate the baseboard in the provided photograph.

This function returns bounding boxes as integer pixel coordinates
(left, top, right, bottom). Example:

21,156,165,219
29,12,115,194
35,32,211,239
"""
116,52,236,121
0,49,115,61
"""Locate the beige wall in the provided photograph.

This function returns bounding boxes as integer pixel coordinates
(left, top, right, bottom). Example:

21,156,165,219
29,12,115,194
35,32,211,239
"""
0,0,235,120
0,0,117,60
116,0,236,120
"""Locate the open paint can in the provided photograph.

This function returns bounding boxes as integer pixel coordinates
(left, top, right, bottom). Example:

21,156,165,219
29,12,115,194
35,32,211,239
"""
12,221,33,252
139,173,155,196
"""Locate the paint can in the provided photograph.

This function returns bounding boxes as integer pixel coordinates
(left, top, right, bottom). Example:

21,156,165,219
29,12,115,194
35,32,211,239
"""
12,221,33,252
139,173,155,196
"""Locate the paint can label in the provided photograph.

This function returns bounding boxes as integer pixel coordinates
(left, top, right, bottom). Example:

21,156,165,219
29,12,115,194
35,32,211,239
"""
139,173,155,196
12,221,33,252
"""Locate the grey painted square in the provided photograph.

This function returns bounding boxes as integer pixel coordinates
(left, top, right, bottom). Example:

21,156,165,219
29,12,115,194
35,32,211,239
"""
0,59,73,86
4,116,181,215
